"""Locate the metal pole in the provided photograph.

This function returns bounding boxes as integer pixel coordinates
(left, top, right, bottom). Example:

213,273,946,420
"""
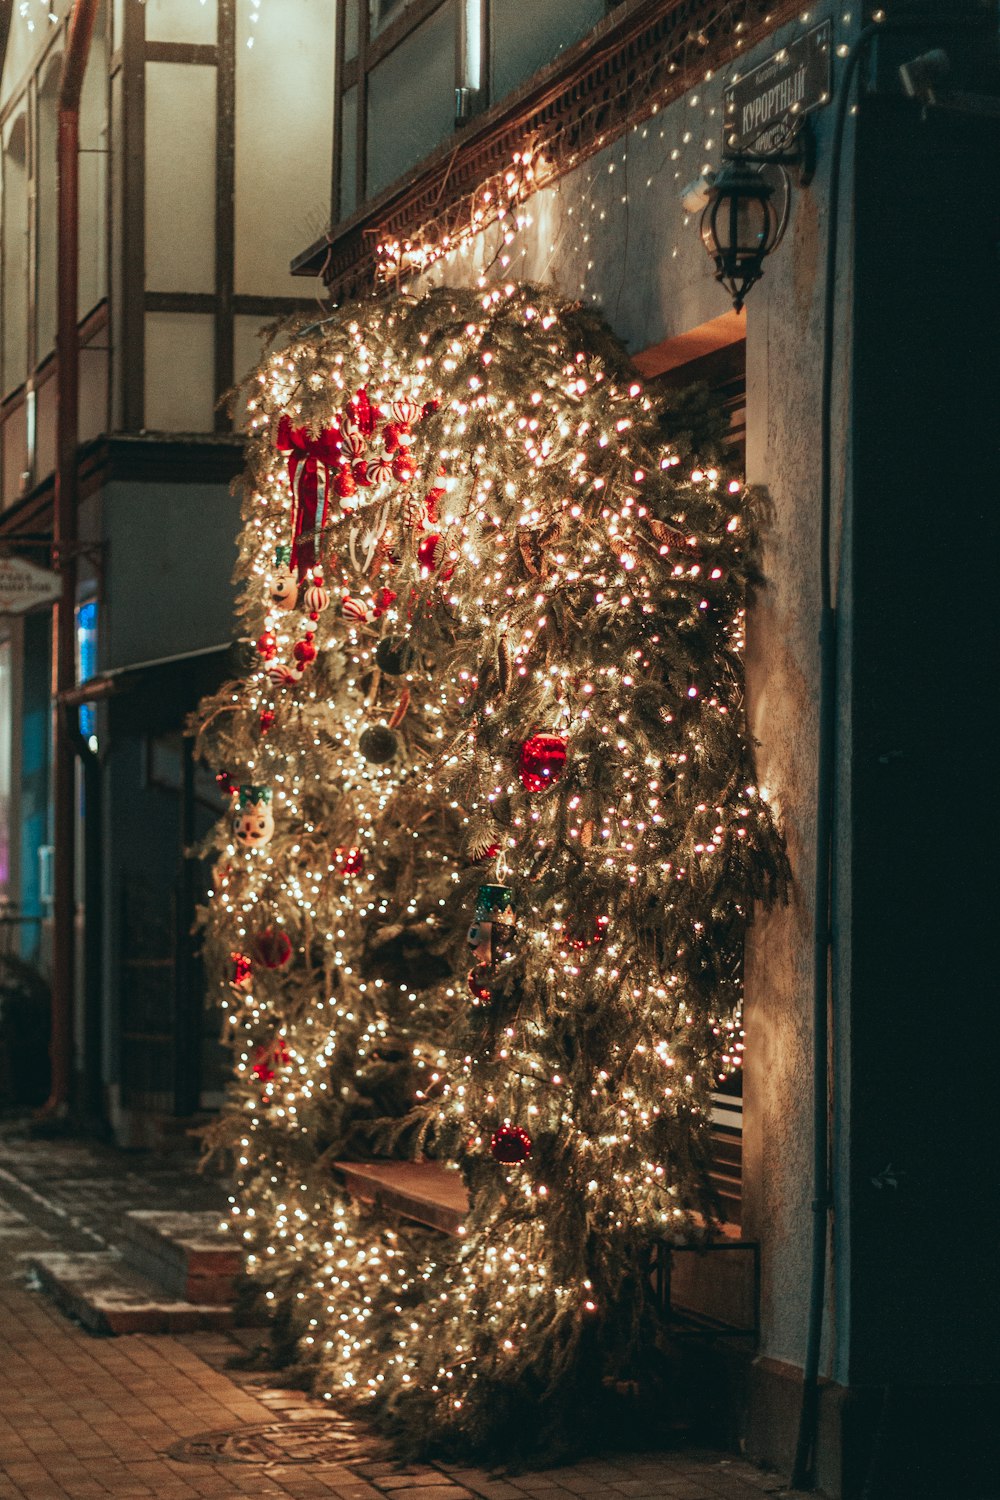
43,0,99,1118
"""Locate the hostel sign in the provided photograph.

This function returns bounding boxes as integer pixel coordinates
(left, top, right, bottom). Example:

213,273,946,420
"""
0,555,63,615
724,21,832,152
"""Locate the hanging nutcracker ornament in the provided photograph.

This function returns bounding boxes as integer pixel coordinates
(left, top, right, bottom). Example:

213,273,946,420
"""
467,883,516,967
267,545,298,612
233,785,274,849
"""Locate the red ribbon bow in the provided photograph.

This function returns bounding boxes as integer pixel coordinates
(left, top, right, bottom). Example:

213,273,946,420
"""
277,415,344,577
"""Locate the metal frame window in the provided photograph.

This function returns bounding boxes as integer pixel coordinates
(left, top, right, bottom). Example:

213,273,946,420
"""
334,0,608,225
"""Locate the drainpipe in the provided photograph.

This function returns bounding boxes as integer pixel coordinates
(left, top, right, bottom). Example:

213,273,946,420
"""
44,0,99,1118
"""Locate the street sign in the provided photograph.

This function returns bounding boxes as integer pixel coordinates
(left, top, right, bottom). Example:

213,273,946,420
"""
724,21,832,153
0,554,63,615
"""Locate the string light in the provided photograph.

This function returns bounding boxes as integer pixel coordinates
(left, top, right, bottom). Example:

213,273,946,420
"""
195,281,787,1460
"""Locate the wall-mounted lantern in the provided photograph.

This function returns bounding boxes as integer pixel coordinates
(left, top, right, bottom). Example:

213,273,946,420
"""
697,118,816,312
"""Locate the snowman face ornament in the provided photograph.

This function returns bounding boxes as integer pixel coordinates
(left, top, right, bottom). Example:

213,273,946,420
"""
234,787,275,849
268,563,298,612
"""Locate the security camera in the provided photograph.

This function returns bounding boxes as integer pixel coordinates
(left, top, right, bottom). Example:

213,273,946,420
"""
680,171,717,214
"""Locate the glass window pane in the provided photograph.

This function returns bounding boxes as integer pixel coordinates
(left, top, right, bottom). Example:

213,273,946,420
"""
490,0,604,102
339,84,359,220
344,0,360,61
370,0,418,38
366,0,456,201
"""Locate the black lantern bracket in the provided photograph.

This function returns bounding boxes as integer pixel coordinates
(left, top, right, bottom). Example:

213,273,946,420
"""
722,114,816,186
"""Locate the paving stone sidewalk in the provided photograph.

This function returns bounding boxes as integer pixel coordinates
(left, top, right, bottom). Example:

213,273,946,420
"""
0,1128,811,1500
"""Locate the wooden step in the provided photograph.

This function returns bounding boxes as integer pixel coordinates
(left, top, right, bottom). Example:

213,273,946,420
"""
119,1210,240,1304
29,1251,234,1336
334,1161,467,1234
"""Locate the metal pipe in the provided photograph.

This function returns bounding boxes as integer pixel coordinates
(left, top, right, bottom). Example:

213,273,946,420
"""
43,0,99,1118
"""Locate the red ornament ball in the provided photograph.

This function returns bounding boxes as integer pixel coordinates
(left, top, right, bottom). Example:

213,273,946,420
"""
565,914,610,951
417,533,454,580
392,448,416,483
335,846,365,876
256,631,277,661
259,709,276,734
253,927,293,969
293,637,317,667
518,733,567,793
490,1124,532,1164
335,465,356,499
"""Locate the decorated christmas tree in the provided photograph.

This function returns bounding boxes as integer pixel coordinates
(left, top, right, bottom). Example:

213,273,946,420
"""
195,282,787,1459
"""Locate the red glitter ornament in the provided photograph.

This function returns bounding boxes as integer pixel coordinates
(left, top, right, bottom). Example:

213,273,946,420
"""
518,734,567,793
256,631,277,661
293,636,317,667
334,847,365,876
490,1124,532,1164
253,927,293,968
334,465,356,499
259,709,276,734
392,448,416,483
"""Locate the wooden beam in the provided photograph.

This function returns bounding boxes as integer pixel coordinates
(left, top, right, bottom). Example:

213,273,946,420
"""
214,0,235,432
120,0,145,431
632,311,747,378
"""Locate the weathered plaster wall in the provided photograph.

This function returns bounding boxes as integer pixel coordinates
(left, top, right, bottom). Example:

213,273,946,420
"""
414,5,849,1406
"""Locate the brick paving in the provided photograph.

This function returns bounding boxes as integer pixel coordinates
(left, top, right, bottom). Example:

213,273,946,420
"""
0,1129,810,1500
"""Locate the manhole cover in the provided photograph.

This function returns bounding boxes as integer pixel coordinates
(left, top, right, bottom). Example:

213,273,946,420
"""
166,1416,382,1466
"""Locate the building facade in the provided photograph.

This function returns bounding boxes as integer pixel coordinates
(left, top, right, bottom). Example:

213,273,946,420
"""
287,1,997,1496
0,0,332,1137
1,0,996,1493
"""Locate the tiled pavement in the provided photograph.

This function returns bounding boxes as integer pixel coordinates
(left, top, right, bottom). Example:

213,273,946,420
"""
0,1129,811,1500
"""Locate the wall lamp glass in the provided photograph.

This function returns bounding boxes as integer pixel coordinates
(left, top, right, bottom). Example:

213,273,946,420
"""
699,119,815,312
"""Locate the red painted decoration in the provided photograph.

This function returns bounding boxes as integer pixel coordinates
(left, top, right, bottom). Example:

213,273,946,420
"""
564,915,610,951
251,1037,290,1084
230,952,253,991
253,927,293,968
467,966,494,1004
334,847,365,876
518,734,567,793
490,1124,532,1164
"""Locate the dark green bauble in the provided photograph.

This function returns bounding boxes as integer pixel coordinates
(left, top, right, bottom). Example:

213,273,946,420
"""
375,635,417,675
359,724,399,764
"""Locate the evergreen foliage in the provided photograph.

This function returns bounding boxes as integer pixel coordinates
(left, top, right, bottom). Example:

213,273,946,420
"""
195,282,787,1461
